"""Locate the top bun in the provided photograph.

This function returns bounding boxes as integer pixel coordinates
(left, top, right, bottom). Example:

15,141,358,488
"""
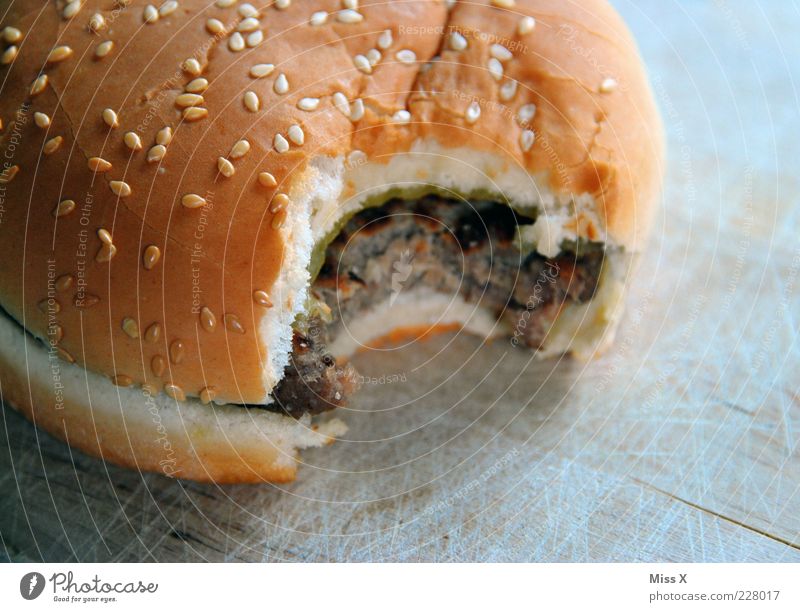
0,0,663,405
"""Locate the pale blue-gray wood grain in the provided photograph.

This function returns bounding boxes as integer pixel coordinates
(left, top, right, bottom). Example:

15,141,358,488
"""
1,0,798,562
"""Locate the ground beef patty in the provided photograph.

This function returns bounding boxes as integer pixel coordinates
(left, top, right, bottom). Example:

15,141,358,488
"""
267,195,605,418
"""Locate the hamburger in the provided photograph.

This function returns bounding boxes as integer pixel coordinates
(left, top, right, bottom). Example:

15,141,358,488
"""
0,0,663,483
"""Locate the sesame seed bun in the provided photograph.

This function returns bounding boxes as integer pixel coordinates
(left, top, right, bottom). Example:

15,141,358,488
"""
0,0,663,482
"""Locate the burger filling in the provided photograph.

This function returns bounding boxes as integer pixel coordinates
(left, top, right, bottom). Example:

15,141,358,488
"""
269,195,604,418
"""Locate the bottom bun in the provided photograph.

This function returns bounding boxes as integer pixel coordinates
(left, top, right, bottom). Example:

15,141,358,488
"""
0,308,346,484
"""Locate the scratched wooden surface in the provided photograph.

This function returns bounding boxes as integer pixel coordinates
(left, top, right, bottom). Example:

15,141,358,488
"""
1,0,799,562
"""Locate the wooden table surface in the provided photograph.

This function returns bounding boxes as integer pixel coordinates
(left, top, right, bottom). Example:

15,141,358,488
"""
1,0,798,562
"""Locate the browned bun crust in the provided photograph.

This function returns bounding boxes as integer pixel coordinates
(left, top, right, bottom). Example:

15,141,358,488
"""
0,0,662,482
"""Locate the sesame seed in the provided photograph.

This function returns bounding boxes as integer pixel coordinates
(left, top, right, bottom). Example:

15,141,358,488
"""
159,0,178,17
185,77,208,93
253,290,273,307
0,165,18,184
337,9,363,23
143,5,159,23
347,149,366,165
156,126,173,145
392,109,411,123
517,103,536,124
112,374,134,387
47,45,73,63
56,347,75,363
271,209,288,229
274,73,289,94
273,133,289,153
151,355,166,377
215,0,235,7
144,322,161,344
490,0,515,8
258,172,277,187
74,293,100,309
38,298,60,314
30,75,49,96
89,13,106,32
353,54,372,74
490,44,513,62
465,101,481,124
518,16,535,35
110,180,131,197
350,98,365,121
343,0,358,9
238,17,259,32
297,97,320,111
275,0,290,9
500,79,518,101
224,313,245,334
181,193,207,209
250,63,274,78
520,129,535,152
377,29,393,50
395,49,416,64
366,48,381,66
487,57,503,80
164,383,186,402
55,274,74,292
332,92,350,117
229,139,250,159
34,112,50,128
200,306,217,332
43,136,63,155
88,157,112,172
269,192,290,213
199,387,217,404
182,107,208,121
96,242,117,262
0,46,17,65
143,245,161,269
206,18,224,34
228,32,245,52
2,27,22,43
600,77,618,93
243,91,260,112
217,157,235,177
147,144,167,162
53,199,76,217
310,11,328,26
97,228,113,244
246,30,263,47
52,325,64,344
182,58,202,75
169,339,185,363
449,31,467,51
286,124,304,146
95,40,114,58
240,3,259,17
102,108,119,128
121,317,139,338
62,1,82,19
175,93,204,108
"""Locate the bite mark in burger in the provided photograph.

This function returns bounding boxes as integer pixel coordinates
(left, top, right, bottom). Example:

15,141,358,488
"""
0,0,663,483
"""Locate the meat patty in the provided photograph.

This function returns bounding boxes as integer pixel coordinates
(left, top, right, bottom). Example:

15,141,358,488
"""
266,195,605,417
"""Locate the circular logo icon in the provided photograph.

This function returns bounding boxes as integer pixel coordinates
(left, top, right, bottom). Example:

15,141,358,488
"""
19,572,45,600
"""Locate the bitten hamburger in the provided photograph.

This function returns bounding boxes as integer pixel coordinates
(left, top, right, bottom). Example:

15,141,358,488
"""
0,0,663,482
